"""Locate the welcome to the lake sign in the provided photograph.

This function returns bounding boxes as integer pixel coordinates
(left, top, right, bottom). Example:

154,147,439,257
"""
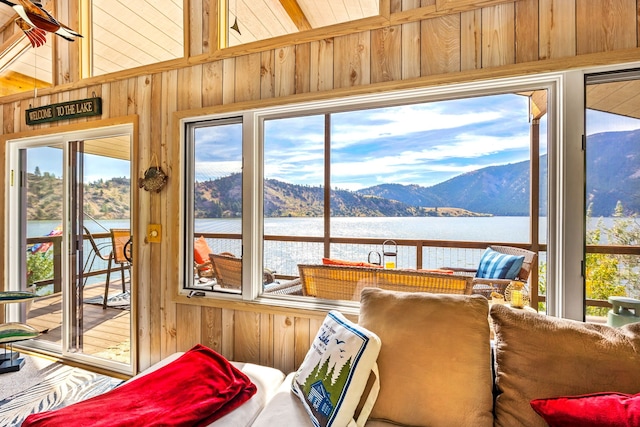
26,97,102,125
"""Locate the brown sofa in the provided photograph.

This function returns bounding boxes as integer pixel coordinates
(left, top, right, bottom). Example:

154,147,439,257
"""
122,289,640,426
251,289,640,426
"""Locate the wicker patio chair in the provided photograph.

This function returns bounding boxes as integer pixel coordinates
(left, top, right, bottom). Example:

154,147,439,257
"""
208,253,302,294
209,253,242,289
443,245,538,298
298,264,473,301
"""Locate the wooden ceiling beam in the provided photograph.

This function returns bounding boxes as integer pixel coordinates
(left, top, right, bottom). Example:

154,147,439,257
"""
278,0,312,31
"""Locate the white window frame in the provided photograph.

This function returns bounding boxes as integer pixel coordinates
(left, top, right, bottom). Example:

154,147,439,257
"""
182,67,640,320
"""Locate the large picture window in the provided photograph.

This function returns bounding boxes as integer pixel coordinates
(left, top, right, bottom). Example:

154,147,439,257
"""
183,78,558,312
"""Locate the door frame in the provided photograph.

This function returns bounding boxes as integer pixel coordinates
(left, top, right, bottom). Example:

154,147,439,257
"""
3,117,138,375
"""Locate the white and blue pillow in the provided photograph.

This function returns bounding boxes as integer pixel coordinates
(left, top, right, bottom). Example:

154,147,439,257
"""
476,248,524,280
292,311,381,427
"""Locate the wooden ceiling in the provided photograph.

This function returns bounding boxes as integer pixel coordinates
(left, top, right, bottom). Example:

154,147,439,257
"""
586,79,640,120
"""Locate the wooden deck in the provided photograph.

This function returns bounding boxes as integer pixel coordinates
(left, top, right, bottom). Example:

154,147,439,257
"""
22,280,131,364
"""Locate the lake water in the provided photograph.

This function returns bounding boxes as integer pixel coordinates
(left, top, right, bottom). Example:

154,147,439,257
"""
27,216,626,276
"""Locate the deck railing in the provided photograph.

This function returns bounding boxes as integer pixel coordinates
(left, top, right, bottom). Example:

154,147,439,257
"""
26,232,639,312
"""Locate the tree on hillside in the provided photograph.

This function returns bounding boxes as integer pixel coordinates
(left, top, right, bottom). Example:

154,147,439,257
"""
537,202,639,316
584,203,638,316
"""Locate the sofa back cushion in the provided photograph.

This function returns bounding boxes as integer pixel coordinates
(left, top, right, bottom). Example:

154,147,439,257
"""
358,288,493,427
490,304,640,427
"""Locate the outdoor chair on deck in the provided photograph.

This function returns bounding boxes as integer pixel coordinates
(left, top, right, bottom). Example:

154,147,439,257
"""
83,227,127,309
208,253,301,294
107,229,131,309
443,245,538,298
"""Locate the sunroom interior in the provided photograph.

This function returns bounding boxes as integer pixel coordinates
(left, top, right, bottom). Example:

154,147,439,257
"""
0,0,639,383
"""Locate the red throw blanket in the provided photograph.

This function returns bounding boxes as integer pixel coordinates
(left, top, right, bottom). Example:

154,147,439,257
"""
22,344,257,427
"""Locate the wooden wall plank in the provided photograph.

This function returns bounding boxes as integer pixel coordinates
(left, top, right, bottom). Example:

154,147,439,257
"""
259,312,274,366
293,317,311,368
221,308,235,360
202,61,224,108
126,77,137,116
460,9,481,71
481,3,515,68
86,84,103,122
201,306,223,352
190,0,204,56
134,73,153,370
260,50,275,100
109,80,129,117
177,65,204,110
275,46,296,97
234,310,261,363
235,53,262,102
100,84,110,120
515,0,539,63
273,314,296,373
222,58,236,104
401,21,421,79
333,32,371,88
202,0,211,53
310,39,334,92
539,0,575,59
159,68,178,361
295,43,311,94
176,304,202,349
576,0,637,55
422,14,461,75
371,25,402,83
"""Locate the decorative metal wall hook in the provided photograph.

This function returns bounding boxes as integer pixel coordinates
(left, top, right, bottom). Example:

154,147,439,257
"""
138,153,167,193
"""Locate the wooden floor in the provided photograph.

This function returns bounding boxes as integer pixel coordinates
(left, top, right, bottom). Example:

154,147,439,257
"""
23,280,131,364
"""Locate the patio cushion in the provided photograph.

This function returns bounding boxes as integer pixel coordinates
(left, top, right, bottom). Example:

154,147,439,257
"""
194,236,212,265
358,288,493,427
322,258,382,268
491,304,640,427
476,247,524,279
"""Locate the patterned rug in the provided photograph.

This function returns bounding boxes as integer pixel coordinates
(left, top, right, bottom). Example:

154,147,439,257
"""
84,290,130,310
0,362,123,426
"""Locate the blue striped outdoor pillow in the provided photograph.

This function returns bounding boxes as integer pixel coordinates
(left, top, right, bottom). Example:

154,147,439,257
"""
476,248,525,280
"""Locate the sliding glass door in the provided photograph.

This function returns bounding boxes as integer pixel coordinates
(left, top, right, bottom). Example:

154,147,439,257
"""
584,69,640,322
6,126,134,374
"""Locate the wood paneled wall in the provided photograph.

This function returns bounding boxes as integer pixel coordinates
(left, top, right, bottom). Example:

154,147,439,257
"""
2,0,640,374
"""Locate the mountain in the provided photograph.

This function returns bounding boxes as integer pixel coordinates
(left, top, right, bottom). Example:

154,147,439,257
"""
586,129,640,216
357,129,639,216
195,175,488,218
358,159,547,216
26,172,130,221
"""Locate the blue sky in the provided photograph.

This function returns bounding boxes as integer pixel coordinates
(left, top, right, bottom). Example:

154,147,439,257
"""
26,93,640,189
263,94,541,190
27,148,130,183
193,92,640,191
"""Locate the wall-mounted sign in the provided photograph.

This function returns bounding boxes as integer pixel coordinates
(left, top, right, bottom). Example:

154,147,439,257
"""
26,97,102,125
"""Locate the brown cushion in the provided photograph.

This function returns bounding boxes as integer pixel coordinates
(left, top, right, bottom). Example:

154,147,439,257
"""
358,288,493,427
490,304,640,427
